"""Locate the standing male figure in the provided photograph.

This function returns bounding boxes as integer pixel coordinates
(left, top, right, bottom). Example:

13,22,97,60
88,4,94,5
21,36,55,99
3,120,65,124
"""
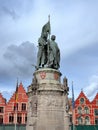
37,33,47,68
36,19,51,69
47,35,60,69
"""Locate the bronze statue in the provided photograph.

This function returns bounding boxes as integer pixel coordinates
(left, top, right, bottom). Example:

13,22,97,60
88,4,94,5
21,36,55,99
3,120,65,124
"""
36,18,60,70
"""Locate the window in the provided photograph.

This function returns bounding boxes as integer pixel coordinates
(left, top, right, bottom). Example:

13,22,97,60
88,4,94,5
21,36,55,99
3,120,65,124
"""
0,107,4,113
0,115,3,124
95,118,98,125
22,103,26,111
9,114,14,123
17,114,22,124
94,109,98,116
85,116,90,125
25,114,27,123
14,103,18,111
78,107,82,114
78,117,83,125
80,98,84,104
84,107,89,114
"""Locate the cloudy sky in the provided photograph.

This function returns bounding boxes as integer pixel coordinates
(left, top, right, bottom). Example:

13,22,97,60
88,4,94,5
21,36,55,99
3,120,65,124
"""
0,0,98,101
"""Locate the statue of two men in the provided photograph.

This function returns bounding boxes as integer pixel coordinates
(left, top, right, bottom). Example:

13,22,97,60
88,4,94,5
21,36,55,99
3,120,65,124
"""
37,21,60,70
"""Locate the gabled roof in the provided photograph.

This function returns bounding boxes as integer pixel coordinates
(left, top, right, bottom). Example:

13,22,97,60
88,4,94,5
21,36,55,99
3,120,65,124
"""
7,82,28,104
91,93,98,104
18,82,27,94
75,90,90,104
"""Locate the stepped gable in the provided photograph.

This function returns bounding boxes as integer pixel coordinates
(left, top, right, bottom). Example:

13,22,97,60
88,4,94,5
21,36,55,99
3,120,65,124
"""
75,90,90,104
91,92,98,104
18,82,27,94
5,82,28,124
17,82,28,102
0,93,6,105
7,82,28,104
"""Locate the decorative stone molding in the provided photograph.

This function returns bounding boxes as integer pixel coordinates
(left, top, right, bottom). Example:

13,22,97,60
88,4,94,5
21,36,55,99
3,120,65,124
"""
38,95,64,108
34,68,62,85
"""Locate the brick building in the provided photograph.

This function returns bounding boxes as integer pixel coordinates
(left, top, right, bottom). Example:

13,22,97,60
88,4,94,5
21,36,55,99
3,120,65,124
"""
0,93,6,124
1,83,98,126
0,82,28,124
74,90,98,125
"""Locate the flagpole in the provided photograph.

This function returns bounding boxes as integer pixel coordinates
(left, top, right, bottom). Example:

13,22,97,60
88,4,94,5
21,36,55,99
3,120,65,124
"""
48,15,51,40
14,79,18,130
15,108,17,130
47,15,51,65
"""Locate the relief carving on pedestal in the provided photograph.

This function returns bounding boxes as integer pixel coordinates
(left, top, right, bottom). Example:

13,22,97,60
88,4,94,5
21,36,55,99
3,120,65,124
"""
38,96,63,108
29,96,37,117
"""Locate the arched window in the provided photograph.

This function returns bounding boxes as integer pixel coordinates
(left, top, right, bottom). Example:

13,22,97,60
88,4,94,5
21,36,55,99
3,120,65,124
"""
78,107,82,114
85,116,90,125
0,115,3,124
78,116,83,125
17,114,22,124
9,113,14,123
84,107,89,114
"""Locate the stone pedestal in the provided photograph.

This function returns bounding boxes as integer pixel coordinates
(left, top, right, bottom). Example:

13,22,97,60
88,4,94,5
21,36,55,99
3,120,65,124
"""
26,68,70,130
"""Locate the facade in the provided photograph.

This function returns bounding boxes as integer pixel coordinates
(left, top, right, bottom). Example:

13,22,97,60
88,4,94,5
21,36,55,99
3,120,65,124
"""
74,90,98,125
0,82,28,124
1,82,98,126
0,93,6,124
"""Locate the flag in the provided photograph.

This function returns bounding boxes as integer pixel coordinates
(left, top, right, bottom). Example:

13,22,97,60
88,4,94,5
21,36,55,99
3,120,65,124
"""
14,80,18,107
72,81,75,109
41,21,51,37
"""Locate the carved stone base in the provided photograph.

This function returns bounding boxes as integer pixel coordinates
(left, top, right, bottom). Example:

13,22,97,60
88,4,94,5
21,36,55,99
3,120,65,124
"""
26,68,70,130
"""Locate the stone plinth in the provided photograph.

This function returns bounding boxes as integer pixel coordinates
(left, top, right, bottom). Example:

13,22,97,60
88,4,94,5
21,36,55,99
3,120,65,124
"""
26,68,70,130
35,68,64,130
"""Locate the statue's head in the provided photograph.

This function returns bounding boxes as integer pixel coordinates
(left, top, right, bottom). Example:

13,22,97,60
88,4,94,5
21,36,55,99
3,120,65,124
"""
51,35,56,41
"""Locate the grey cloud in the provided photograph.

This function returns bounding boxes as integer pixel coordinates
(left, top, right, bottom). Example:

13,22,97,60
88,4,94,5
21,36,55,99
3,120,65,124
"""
2,6,19,20
1,41,37,82
0,0,35,19
61,42,98,72
60,42,98,98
